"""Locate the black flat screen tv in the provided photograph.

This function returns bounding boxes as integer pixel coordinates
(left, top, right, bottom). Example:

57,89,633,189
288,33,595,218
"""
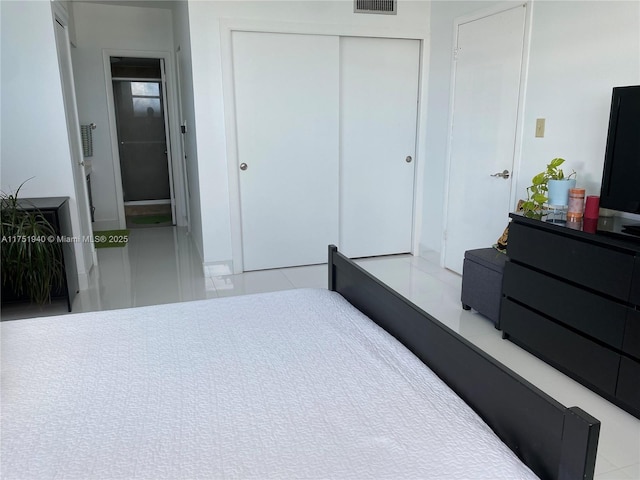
599,85,640,215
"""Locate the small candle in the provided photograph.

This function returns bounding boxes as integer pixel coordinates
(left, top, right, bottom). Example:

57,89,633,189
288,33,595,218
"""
584,195,600,220
583,217,598,233
567,188,585,220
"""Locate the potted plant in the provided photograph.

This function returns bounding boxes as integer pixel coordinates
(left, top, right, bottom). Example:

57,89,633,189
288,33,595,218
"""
1,182,64,305
522,157,576,218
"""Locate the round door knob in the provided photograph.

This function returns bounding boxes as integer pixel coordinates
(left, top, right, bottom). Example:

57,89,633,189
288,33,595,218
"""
406,156,413,163
240,163,248,171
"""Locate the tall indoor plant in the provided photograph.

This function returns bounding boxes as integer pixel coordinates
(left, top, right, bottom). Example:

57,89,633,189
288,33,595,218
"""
1,182,64,305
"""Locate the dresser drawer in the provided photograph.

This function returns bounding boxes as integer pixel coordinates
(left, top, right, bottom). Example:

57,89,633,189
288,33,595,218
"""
502,262,628,349
623,309,640,359
508,222,635,302
616,356,640,416
501,299,620,395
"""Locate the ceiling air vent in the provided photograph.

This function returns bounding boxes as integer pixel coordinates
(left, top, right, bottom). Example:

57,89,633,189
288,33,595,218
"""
354,0,397,15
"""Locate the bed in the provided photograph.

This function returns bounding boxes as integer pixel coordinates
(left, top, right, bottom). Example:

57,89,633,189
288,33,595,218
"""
1,245,599,480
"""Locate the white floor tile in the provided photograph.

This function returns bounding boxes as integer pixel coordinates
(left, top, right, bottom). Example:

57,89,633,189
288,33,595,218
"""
213,269,295,297
280,264,328,289
618,463,640,479
596,468,634,480
357,257,439,299
596,456,621,476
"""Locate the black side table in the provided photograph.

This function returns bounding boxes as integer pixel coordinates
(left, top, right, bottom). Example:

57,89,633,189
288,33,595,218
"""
8,197,79,311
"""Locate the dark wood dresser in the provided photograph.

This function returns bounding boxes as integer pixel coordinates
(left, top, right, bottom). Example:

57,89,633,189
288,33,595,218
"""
501,213,640,418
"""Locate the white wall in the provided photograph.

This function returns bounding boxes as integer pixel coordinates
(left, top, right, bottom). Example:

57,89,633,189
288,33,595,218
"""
517,1,640,204
0,0,91,280
187,0,431,267
71,2,177,227
1,1,72,194
421,0,640,255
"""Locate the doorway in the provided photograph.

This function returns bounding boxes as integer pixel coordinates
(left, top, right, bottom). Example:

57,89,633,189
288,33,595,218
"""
111,57,175,228
443,5,527,274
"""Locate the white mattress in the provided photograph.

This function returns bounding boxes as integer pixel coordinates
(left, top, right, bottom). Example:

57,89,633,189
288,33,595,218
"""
1,288,537,479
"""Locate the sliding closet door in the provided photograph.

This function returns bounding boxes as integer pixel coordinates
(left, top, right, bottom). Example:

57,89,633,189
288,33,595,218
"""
339,37,420,258
233,32,340,271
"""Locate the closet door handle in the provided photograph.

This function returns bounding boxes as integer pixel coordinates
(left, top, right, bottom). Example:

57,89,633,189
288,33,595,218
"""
405,156,413,163
240,163,248,171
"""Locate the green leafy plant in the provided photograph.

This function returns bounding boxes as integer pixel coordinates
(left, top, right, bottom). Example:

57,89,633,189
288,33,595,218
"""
1,181,64,305
521,158,576,218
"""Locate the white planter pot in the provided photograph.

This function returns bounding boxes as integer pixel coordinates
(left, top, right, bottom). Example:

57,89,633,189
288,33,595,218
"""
547,179,576,206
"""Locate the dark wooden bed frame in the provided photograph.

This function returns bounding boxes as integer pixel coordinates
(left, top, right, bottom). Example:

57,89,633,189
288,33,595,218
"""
328,245,600,480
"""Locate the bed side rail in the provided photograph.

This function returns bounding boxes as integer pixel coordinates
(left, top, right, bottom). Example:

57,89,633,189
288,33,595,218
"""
328,245,600,480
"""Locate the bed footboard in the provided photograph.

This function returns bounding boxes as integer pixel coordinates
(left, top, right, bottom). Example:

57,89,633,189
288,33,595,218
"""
559,407,600,480
328,245,600,480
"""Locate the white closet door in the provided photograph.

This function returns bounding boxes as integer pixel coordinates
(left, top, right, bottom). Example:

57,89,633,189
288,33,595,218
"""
339,37,420,258
233,32,340,271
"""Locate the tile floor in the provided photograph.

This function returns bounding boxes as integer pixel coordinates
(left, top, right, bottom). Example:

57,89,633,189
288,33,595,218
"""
2,226,639,479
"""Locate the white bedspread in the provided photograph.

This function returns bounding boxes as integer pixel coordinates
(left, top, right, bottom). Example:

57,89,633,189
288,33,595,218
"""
1,289,537,479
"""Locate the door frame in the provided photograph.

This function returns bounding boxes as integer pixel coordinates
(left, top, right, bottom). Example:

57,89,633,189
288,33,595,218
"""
219,19,429,273
175,45,191,234
440,2,532,268
103,49,186,229
52,3,96,288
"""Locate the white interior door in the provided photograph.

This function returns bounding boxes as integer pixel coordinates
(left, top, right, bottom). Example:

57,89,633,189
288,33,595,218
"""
444,5,526,274
340,37,420,258
233,32,340,271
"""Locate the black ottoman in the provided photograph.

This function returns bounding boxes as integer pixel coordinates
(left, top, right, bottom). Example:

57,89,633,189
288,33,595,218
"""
461,248,507,328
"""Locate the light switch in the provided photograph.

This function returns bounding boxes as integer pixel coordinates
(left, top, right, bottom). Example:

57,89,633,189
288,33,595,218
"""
535,118,545,138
